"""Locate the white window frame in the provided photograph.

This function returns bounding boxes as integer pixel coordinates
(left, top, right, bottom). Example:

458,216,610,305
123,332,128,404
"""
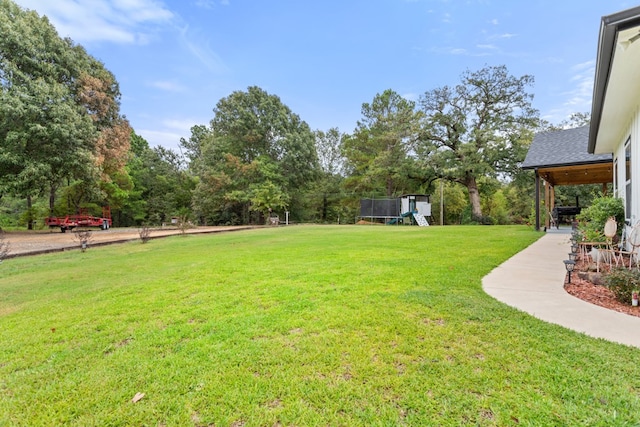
625,137,632,222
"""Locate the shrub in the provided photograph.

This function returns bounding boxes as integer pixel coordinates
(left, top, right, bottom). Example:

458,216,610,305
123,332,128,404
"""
73,230,93,253
604,268,640,304
528,202,548,228
139,225,151,243
576,195,625,242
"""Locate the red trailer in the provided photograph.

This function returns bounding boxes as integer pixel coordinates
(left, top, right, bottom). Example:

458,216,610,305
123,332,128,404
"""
45,207,112,233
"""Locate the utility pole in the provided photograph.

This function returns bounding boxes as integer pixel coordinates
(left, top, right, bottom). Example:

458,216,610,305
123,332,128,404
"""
440,179,444,226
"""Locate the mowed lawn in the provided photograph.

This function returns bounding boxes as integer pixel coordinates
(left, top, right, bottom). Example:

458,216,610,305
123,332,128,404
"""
2,225,640,426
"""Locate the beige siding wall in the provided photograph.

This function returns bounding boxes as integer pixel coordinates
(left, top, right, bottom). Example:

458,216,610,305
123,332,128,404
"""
613,104,640,228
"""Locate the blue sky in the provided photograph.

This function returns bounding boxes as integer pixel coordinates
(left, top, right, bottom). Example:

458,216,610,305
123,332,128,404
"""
11,0,636,151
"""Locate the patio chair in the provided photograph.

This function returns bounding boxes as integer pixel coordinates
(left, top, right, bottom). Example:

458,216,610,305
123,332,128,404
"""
609,223,628,268
613,221,640,269
597,216,618,270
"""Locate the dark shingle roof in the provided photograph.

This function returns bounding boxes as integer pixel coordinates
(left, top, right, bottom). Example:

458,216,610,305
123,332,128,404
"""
521,125,612,169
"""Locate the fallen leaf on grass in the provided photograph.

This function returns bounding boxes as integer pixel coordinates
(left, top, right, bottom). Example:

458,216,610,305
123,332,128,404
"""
131,392,145,403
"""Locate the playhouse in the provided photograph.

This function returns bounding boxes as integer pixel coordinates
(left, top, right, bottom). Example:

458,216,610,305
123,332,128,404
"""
359,194,431,226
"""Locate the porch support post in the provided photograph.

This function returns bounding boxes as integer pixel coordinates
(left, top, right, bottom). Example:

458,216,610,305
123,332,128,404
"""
535,169,540,231
545,180,551,230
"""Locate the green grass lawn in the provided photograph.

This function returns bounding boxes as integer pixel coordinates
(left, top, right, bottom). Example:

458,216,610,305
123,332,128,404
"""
2,225,640,426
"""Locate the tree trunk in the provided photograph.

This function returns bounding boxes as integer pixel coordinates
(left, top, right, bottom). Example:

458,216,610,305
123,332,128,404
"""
321,193,328,222
465,175,483,221
26,195,33,230
243,202,251,225
49,184,57,215
386,177,394,198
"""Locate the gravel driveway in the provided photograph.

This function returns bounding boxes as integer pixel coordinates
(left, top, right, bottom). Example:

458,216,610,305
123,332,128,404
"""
2,226,256,258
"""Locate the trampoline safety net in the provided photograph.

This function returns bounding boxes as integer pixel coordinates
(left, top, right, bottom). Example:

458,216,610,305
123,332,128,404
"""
359,198,401,218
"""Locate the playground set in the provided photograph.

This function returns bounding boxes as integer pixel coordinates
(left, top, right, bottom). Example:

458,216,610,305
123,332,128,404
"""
45,207,112,232
359,194,431,226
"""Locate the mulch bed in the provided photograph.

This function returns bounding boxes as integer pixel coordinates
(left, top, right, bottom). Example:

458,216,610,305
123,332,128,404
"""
564,258,640,318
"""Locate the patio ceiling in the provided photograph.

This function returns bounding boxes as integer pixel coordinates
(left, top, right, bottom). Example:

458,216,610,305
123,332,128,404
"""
537,162,613,187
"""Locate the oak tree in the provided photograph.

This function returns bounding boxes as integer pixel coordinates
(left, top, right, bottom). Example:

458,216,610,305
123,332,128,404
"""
418,65,538,221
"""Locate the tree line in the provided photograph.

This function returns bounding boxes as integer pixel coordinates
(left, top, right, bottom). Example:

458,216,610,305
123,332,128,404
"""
0,0,589,229
0,0,130,229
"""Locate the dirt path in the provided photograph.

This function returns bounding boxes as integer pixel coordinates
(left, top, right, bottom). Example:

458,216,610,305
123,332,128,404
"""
2,226,258,258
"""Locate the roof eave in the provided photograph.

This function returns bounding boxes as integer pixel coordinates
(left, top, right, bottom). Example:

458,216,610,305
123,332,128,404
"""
589,6,640,154
521,158,612,171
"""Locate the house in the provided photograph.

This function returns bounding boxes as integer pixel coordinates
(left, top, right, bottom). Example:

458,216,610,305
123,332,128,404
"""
589,6,640,227
523,6,640,231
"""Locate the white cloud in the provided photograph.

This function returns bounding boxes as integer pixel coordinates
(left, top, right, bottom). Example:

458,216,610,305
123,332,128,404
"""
139,116,210,149
477,44,498,50
178,26,229,73
563,81,594,108
492,33,517,40
148,80,187,92
15,1,229,72
542,61,595,124
489,18,499,25
12,0,174,44
565,61,595,104
195,0,229,8
571,60,596,72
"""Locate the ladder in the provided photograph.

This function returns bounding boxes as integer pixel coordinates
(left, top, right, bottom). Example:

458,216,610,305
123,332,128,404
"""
413,212,429,226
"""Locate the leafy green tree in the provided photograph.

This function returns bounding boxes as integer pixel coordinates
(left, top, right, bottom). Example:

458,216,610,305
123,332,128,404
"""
0,0,95,224
191,153,250,225
180,124,209,169
249,180,289,223
114,132,150,225
118,132,194,226
140,146,193,225
0,1,131,227
316,128,346,177
483,188,510,225
309,128,348,223
549,112,591,131
502,181,534,224
418,65,538,221
209,86,318,188
187,86,319,224
342,89,425,197
430,180,468,225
